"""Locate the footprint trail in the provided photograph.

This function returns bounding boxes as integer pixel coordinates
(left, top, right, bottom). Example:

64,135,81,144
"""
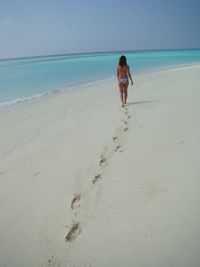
65,107,132,242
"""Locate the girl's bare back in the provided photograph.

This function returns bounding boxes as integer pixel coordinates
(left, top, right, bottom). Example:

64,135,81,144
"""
118,65,128,78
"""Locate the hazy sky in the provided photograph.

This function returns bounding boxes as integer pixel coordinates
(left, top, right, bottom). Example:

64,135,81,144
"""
0,0,200,58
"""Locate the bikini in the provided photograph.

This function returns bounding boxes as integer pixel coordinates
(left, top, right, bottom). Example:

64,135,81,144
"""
118,76,128,84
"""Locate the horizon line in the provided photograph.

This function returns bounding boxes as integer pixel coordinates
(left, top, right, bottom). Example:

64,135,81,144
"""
1,47,200,61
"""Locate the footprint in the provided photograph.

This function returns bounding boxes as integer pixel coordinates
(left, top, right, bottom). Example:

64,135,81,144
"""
71,193,81,209
100,157,107,166
33,171,40,176
114,145,121,152
47,257,53,266
174,140,183,145
47,255,60,267
123,127,129,132
65,222,81,242
93,173,101,184
112,136,118,141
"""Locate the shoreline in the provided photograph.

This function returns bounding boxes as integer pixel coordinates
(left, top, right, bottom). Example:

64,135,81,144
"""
1,64,200,266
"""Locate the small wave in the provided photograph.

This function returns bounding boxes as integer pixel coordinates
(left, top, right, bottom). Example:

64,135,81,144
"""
0,92,49,108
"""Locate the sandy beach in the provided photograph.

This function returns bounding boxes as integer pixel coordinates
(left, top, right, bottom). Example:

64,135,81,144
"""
0,64,200,267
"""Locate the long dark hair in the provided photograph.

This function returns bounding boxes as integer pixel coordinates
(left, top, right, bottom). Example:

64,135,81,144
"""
119,55,127,66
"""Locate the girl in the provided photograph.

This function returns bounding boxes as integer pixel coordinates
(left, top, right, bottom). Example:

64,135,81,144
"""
117,55,133,107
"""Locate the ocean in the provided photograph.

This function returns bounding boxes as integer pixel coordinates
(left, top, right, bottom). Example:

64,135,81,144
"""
0,49,200,108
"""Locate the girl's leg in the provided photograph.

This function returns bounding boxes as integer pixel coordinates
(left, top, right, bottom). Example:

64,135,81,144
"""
123,83,128,104
118,83,124,107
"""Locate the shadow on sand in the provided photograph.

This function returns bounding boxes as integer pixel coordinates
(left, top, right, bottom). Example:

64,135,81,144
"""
126,100,157,106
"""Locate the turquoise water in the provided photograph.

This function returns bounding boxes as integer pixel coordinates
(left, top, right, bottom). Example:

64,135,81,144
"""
0,49,200,107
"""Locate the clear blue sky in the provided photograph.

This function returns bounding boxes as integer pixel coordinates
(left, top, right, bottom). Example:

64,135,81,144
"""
0,0,199,58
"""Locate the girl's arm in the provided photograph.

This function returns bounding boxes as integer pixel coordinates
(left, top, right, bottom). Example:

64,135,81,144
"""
128,66,133,85
116,65,120,81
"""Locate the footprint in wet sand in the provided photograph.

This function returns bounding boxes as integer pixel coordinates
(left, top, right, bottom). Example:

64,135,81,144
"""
71,193,81,209
65,222,81,242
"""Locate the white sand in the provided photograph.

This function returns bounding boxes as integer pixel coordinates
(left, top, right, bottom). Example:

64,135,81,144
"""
0,65,200,267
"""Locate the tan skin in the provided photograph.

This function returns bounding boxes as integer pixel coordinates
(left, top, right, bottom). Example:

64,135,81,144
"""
117,65,133,107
